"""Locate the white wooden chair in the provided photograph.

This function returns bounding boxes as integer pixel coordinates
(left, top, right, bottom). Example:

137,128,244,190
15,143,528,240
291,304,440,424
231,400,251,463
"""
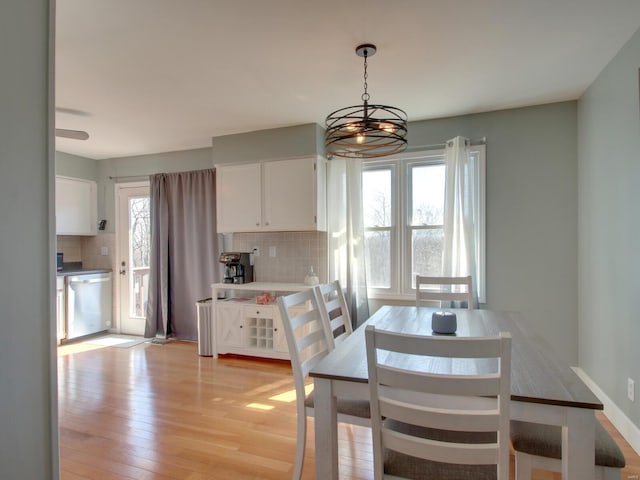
365,325,511,479
277,289,369,480
510,419,625,479
315,280,353,348
415,275,474,309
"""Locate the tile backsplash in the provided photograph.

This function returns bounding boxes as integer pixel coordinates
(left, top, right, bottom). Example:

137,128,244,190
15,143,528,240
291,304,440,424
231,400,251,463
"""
56,235,83,263
57,230,327,285
57,233,116,271
228,231,327,284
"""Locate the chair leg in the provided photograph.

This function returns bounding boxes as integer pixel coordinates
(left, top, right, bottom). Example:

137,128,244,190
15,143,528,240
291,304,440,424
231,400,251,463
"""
292,403,307,480
514,451,533,480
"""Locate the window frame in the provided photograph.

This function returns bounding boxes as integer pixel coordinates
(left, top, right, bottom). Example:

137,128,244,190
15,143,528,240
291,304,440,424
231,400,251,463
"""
363,146,486,303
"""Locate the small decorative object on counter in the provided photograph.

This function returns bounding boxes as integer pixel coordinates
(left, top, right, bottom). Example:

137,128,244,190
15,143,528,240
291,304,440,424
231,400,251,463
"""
304,266,319,286
431,311,457,334
256,292,273,305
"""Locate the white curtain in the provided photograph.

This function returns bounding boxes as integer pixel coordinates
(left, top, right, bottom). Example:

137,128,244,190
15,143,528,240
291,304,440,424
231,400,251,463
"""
327,158,369,328
442,136,479,306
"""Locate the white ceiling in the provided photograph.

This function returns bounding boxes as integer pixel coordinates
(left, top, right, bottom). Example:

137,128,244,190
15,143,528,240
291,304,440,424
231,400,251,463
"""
55,0,640,160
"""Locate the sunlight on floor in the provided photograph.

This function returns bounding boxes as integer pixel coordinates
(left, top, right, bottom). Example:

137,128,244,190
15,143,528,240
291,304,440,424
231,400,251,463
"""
57,334,147,357
246,403,275,411
269,383,313,403
57,342,108,356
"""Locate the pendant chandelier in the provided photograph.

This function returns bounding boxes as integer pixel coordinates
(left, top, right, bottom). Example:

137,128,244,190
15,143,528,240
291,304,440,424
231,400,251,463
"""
325,44,408,159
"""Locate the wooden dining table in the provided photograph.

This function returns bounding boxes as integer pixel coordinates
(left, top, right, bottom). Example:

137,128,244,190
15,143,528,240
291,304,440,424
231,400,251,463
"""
309,305,603,480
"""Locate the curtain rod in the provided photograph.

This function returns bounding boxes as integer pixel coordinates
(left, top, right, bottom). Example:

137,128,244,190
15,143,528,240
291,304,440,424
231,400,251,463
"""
406,136,487,152
108,174,149,181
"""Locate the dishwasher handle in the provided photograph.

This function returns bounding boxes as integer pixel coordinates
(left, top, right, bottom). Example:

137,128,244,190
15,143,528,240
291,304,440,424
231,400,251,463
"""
68,275,112,285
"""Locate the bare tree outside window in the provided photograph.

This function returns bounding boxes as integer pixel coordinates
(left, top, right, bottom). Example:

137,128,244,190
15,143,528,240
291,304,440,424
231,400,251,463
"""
363,160,447,292
130,198,150,268
129,197,150,317
410,164,445,284
363,169,392,288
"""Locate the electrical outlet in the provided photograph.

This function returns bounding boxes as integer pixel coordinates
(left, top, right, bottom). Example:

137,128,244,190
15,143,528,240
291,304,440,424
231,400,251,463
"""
269,246,277,257
252,246,260,257
628,378,635,402
100,246,108,256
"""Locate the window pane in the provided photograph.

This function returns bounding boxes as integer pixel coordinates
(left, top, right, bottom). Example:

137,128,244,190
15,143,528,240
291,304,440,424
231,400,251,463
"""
411,228,443,287
128,197,150,318
363,169,391,227
410,164,445,226
365,230,390,288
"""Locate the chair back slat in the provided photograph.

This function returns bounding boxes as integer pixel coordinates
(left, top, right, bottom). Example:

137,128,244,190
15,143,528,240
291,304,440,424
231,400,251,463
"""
416,275,474,310
315,281,353,347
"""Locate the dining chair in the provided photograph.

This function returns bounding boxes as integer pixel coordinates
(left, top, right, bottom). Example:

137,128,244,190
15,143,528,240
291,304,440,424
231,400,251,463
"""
365,325,511,479
315,280,353,348
277,288,370,480
510,419,625,479
415,275,474,309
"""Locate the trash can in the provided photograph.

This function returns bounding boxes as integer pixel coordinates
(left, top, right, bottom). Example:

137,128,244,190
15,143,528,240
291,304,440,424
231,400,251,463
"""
196,298,213,356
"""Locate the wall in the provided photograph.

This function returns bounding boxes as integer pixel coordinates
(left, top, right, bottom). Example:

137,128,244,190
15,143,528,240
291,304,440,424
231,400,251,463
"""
96,147,213,233
212,123,323,164
578,27,640,430
60,105,579,364
56,151,97,180
211,108,578,363
0,0,57,478
403,102,579,364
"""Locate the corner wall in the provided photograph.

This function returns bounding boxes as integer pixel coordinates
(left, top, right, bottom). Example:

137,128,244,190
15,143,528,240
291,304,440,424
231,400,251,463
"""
0,0,57,478
578,27,640,432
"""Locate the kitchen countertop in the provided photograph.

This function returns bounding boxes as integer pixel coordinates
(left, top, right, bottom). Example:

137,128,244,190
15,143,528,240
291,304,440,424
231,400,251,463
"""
57,262,112,276
212,282,313,292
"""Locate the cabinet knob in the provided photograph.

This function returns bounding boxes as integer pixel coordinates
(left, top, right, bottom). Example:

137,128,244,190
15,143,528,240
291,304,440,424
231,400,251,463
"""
256,222,260,226
265,221,270,226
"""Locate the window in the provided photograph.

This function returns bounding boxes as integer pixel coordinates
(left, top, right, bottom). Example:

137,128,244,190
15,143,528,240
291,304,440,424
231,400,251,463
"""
363,148,486,301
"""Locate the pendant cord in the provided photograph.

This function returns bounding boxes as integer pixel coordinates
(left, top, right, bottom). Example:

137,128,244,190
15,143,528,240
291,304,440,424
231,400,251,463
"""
361,50,370,103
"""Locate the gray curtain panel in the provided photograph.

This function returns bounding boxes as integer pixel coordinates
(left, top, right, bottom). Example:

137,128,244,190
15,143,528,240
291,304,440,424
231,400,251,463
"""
145,168,221,341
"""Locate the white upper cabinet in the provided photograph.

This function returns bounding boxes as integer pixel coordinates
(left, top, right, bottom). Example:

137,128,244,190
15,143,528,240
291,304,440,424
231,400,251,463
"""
216,156,326,233
55,176,98,235
216,163,262,232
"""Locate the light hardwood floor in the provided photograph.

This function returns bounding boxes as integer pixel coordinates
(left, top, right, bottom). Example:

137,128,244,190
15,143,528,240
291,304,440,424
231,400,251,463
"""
58,340,640,479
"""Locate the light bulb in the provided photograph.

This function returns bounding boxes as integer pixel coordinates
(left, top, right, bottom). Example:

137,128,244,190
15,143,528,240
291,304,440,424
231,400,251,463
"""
356,132,365,144
380,122,395,133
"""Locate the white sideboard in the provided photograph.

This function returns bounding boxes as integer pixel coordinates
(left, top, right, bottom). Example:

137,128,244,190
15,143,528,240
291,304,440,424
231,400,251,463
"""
210,282,313,359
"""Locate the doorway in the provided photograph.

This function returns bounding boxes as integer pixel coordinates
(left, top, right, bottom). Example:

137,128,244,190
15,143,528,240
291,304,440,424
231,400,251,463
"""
116,182,151,336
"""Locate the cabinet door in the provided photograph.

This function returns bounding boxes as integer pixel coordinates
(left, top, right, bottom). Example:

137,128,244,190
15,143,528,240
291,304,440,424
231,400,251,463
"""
272,309,289,353
216,163,262,233
216,303,244,348
55,176,97,235
263,157,317,231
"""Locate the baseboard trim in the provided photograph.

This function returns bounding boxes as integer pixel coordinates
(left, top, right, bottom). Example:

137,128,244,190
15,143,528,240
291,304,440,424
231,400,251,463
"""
573,366,640,456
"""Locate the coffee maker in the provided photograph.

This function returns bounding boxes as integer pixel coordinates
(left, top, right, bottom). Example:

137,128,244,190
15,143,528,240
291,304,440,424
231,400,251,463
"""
219,252,253,284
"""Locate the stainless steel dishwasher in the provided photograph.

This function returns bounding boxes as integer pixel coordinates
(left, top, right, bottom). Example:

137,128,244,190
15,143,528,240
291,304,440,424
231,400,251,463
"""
65,271,113,341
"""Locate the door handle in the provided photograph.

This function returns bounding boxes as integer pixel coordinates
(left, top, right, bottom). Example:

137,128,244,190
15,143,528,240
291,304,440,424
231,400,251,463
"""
119,260,126,275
